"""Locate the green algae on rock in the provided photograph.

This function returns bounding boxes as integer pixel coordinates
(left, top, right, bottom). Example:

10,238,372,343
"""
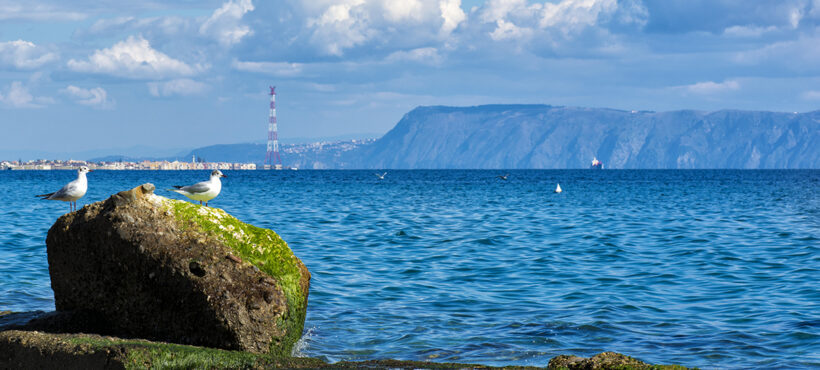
0,330,502,370
45,184,310,356
0,330,327,370
547,351,692,370
0,330,696,370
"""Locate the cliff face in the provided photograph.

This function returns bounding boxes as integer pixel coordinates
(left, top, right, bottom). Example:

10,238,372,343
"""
349,105,820,169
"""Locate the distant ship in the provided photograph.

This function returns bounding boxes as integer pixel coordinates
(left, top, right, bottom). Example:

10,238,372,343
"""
590,157,604,169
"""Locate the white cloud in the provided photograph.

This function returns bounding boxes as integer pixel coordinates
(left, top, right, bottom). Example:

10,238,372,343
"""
0,40,58,70
474,0,648,56
539,0,618,33
307,0,373,56
77,15,193,39
61,85,111,108
723,25,778,38
440,0,467,35
67,36,205,79
232,60,304,77
200,0,255,46
802,90,820,100
734,36,820,72
479,0,534,24
0,3,85,21
302,0,466,56
478,0,644,45
147,79,209,97
789,5,802,28
489,19,533,41
479,0,622,32
683,80,741,95
0,81,52,108
386,47,443,65
382,0,424,22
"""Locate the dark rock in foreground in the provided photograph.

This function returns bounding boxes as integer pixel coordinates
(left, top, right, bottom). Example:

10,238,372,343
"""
0,330,482,369
45,184,310,355
547,351,690,369
0,329,693,369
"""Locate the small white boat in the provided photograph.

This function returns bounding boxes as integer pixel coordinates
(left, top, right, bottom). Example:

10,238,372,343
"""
554,183,562,193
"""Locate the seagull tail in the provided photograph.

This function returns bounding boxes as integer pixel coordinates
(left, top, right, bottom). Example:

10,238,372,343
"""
167,188,187,196
172,185,184,189
36,192,54,199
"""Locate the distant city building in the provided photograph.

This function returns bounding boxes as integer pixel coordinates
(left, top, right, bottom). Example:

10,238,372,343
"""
3,159,257,171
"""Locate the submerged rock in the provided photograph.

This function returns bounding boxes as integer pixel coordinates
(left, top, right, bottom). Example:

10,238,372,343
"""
547,351,680,369
45,184,310,355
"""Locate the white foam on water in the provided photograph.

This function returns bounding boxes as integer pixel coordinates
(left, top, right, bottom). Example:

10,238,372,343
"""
291,326,317,358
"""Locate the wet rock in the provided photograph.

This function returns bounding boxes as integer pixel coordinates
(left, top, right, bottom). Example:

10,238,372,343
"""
548,351,655,369
0,330,499,369
45,184,310,355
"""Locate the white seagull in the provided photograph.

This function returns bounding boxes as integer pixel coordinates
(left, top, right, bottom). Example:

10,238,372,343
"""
375,172,387,180
170,170,226,207
36,166,92,212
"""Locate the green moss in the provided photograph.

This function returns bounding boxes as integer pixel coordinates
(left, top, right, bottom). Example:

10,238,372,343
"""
166,199,307,357
65,335,326,369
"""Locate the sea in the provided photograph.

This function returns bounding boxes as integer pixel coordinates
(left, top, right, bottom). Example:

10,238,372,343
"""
0,169,818,369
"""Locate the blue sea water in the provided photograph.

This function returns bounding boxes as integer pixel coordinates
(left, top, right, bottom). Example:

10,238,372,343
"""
1,170,818,369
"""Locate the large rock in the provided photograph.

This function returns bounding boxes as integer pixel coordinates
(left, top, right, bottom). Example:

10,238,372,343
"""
45,184,310,356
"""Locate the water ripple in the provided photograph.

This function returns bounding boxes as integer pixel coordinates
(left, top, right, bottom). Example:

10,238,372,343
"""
1,170,818,369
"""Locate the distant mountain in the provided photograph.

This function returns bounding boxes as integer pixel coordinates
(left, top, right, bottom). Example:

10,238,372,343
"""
346,105,820,169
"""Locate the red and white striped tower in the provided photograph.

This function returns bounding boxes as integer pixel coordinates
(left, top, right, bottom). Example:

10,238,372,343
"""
265,86,282,170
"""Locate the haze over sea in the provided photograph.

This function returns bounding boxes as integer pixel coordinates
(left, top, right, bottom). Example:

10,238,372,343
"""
1,169,818,369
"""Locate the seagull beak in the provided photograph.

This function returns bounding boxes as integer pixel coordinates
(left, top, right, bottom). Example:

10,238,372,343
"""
221,174,227,178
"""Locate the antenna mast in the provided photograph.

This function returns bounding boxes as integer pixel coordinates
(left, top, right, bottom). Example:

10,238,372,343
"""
265,86,282,170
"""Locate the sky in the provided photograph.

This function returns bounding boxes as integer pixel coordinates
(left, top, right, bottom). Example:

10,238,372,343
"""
1,0,820,154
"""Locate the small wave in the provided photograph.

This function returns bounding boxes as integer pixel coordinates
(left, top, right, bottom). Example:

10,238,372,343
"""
291,326,317,358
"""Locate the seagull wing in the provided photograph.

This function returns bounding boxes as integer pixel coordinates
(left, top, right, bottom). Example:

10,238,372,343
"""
180,180,211,194
40,179,80,200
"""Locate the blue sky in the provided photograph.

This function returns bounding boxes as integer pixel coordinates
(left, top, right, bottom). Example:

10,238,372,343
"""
1,0,820,154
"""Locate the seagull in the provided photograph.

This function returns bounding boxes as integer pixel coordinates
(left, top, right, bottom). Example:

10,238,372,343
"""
375,172,387,180
36,166,92,212
170,170,226,207
497,174,509,180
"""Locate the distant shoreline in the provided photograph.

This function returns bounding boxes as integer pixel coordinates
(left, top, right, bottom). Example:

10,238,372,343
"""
1,160,257,171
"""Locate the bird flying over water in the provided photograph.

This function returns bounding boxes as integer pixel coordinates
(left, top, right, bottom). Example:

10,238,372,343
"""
170,170,226,207
375,172,387,180
497,174,509,180
36,166,92,212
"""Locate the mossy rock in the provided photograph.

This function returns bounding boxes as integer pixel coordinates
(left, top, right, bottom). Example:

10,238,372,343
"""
547,351,693,370
45,184,310,356
0,330,504,369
